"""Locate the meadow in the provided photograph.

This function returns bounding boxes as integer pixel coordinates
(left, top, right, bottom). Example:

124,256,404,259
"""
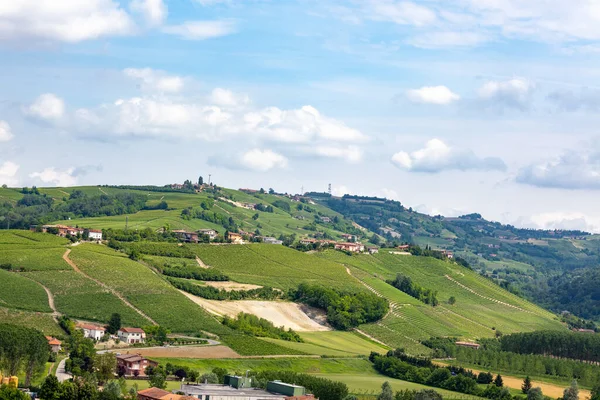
0,307,62,336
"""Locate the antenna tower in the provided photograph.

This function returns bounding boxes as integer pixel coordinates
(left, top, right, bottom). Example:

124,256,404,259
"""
328,183,332,195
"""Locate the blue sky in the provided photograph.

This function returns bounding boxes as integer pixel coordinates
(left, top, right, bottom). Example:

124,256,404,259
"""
2,0,600,231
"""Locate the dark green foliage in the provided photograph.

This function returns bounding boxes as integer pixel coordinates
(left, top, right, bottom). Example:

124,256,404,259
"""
563,380,579,400
494,374,503,387
386,274,439,306
378,381,393,400
107,313,121,334
522,376,532,394
527,387,544,400
167,278,284,300
501,330,600,363
147,365,167,389
0,323,50,386
181,208,238,231
249,370,348,400
0,386,30,400
292,283,388,330
223,312,303,342
65,331,96,376
111,241,196,258
477,372,494,384
272,200,291,212
157,263,229,281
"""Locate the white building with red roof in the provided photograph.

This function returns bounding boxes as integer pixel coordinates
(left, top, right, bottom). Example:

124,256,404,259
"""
118,327,146,344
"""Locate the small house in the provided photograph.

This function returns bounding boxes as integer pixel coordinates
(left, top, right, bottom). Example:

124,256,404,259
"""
88,229,103,240
262,237,283,245
197,229,218,240
117,354,157,377
117,327,146,344
341,234,358,242
172,230,199,243
46,336,62,353
334,242,365,253
227,232,244,244
367,247,379,254
78,323,106,341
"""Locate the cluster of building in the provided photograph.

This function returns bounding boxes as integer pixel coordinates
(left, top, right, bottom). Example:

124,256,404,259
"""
31,225,103,240
77,322,146,344
299,238,379,254
172,229,283,245
172,229,219,243
137,376,315,400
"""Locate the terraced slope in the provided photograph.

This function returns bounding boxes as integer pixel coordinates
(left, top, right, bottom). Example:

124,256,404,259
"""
317,250,564,354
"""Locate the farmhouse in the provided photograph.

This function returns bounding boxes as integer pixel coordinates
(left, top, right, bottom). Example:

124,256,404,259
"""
117,354,157,377
334,242,365,252
456,341,481,350
441,250,454,259
319,217,331,223
34,225,85,237
178,376,314,400
78,323,106,341
262,237,283,245
46,336,62,353
173,230,199,243
197,229,218,240
396,244,410,251
241,203,257,210
88,229,103,240
299,238,318,245
227,232,244,244
341,234,358,242
367,247,379,254
117,327,146,344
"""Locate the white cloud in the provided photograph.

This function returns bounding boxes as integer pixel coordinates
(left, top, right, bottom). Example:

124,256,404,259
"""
547,89,600,112
331,185,350,197
130,0,167,26
162,20,236,40
516,148,600,190
0,0,135,43
523,212,600,233
477,78,534,110
368,1,436,26
30,167,77,187
391,138,506,173
406,86,460,105
406,31,490,48
0,161,19,186
24,93,65,120
240,149,288,171
123,68,184,93
0,121,14,142
314,145,363,163
210,88,250,107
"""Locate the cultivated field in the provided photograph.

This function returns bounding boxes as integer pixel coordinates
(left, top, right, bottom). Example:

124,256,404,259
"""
109,345,241,359
260,331,389,356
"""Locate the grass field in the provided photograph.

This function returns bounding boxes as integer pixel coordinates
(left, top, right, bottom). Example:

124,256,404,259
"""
192,244,363,291
0,307,62,336
259,331,389,357
316,250,564,349
0,269,51,312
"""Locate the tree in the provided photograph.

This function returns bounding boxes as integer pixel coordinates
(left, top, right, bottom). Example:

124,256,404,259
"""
199,373,219,384
149,366,167,389
107,313,121,334
377,382,394,400
39,375,60,400
527,387,544,400
198,176,204,186
95,353,117,385
448,296,456,305
212,367,228,383
563,380,579,400
0,386,30,400
477,372,493,384
103,381,123,400
522,376,532,394
414,389,442,400
592,383,600,400
494,374,504,387
188,370,199,383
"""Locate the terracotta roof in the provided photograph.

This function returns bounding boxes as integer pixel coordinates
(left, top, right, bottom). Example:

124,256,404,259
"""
120,327,145,333
88,229,102,233
78,323,105,331
47,337,62,345
138,388,171,399
116,354,144,362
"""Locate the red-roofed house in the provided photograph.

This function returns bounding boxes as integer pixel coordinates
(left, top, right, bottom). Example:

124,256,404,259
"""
334,242,365,253
118,327,146,344
117,354,157,377
46,336,62,353
77,323,106,341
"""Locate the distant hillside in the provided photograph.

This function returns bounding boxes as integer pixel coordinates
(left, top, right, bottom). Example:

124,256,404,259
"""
1,184,599,323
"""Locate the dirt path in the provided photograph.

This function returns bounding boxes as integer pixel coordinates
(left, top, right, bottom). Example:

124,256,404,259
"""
98,187,108,195
444,275,531,313
354,329,390,347
195,256,209,269
62,249,158,325
179,291,330,332
42,285,61,322
434,361,589,399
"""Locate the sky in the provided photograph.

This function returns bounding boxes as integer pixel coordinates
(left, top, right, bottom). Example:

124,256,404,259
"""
2,1,600,232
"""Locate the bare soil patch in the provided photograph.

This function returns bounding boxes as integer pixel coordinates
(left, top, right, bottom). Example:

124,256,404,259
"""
180,291,330,332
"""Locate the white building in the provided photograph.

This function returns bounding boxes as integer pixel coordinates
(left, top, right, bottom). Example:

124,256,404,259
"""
118,327,146,344
262,237,283,245
88,229,103,240
79,324,106,341
197,229,218,240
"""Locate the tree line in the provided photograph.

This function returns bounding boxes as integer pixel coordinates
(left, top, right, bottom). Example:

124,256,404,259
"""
386,273,439,306
0,323,49,386
291,283,388,330
500,330,600,363
157,262,229,281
